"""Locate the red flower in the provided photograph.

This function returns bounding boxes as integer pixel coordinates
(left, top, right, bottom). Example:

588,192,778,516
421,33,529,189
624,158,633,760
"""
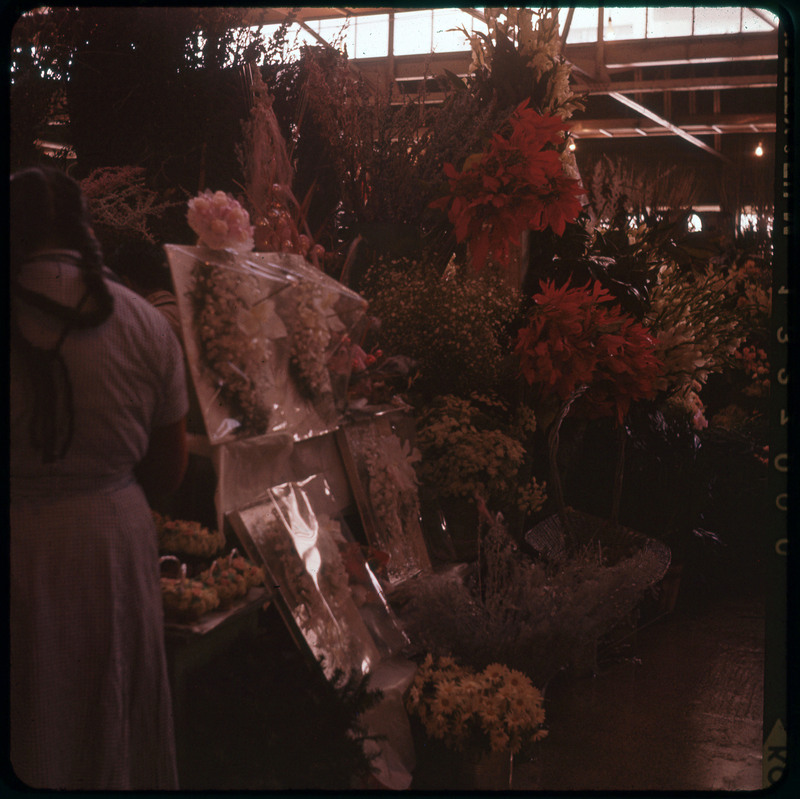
507,100,571,151
514,279,664,424
431,104,583,272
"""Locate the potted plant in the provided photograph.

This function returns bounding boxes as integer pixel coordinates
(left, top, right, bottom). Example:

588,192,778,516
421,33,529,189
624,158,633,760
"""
514,276,664,553
414,392,547,558
405,654,548,790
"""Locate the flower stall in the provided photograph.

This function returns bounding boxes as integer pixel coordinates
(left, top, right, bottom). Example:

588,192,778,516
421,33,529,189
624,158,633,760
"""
29,6,776,791
156,31,670,787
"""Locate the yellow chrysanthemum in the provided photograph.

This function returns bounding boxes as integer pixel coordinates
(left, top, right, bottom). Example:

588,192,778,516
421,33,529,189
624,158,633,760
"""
505,669,529,689
430,680,460,718
490,730,510,753
483,663,508,682
436,655,459,671
407,654,549,757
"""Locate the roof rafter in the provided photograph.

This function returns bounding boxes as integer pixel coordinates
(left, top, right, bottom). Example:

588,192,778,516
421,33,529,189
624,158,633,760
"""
607,91,733,162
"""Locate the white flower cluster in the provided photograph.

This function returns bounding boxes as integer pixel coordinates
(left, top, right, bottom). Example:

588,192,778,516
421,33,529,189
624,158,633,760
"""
287,281,335,402
470,8,584,119
192,261,274,435
647,262,742,394
187,189,255,252
355,427,424,573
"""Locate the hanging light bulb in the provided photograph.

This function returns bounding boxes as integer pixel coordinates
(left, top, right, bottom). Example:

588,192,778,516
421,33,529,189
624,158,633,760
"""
755,141,764,157
568,138,576,152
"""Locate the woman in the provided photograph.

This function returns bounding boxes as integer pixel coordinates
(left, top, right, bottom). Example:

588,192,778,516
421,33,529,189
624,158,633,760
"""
9,166,188,789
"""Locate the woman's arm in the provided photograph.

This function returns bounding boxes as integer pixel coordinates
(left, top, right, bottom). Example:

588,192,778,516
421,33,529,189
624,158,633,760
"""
136,416,189,497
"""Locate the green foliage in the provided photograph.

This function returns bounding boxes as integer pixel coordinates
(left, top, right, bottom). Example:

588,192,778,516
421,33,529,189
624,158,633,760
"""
11,7,278,205
415,392,546,518
363,260,520,399
274,46,500,267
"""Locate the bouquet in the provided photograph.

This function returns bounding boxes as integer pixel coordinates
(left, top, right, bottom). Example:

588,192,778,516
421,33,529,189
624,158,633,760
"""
406,654,548,756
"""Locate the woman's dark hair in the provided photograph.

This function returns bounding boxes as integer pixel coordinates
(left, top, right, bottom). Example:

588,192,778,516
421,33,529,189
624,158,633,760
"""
10,166,113,326
10,166,115,462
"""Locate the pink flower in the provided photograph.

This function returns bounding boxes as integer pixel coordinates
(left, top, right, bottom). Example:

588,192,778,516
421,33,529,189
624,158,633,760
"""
187,190,255,252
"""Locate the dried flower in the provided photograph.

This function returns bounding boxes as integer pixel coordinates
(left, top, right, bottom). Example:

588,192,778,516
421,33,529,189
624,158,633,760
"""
395,512,669,686
81,165,177,242
187,189,255,252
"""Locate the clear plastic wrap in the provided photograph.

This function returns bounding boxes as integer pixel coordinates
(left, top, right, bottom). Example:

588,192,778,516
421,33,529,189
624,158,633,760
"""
165,245,368,444
212,426,358,538
212,434,295,533
337,415,432,584
228,475,382,680
332,516,410,658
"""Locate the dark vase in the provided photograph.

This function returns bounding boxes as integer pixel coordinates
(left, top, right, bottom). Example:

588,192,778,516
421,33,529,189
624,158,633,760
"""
421,493,480,563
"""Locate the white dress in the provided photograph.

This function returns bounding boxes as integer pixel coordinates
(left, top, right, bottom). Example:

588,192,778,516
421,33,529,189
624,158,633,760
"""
10,251,189,789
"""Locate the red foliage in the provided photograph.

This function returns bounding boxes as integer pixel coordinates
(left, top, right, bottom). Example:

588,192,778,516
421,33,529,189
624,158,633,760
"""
514,279,664,424
431,100,584,272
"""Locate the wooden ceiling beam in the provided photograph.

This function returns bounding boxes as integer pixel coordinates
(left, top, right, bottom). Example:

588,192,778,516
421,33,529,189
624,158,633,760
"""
571,113,777,138
606,91,731,161
584,74,777,94
565,30,777,70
